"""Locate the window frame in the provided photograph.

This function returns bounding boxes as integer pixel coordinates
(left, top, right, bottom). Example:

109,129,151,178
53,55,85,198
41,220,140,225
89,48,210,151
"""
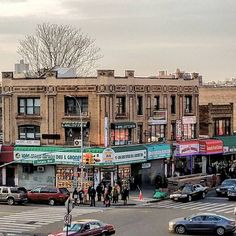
18,125,40,140
18,97,40,115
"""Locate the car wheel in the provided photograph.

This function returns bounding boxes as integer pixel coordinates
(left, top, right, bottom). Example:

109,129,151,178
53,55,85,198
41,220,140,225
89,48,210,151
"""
216,192,221,197
202,192,206,199
7,197,15,205
49,199,55,206
175,225,186,234
188,195,192,202
216,226,225,236
228,196,233,201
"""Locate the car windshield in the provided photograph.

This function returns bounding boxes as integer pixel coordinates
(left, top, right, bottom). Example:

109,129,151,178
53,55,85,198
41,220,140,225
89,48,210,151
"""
63,223,82,232
222,180,236,186
180,185,192,193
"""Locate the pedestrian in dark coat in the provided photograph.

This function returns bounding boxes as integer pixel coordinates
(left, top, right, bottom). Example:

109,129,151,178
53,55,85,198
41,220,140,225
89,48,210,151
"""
121,186,129,205
89,186,96,207
72,188,78,206
96,183,102,201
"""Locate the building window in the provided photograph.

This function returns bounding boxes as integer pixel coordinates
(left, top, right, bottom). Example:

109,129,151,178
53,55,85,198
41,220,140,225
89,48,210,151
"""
65,97,88,115
18,125,40,140
214,118,231,136
171,122,176,141
185,95,192,113
64,127,89,145
18,98,40,115
147,125,166,142
111,129,132,146
137,96,143,115
183,124,196,139
171,95,176,114
154,96,160,110
116,96,126,115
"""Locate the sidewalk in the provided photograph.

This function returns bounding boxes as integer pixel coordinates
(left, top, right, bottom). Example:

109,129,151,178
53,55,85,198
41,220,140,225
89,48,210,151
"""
76,188,166,208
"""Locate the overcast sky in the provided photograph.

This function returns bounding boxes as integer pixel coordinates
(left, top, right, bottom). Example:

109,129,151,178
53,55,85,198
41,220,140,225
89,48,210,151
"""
0,0,235,82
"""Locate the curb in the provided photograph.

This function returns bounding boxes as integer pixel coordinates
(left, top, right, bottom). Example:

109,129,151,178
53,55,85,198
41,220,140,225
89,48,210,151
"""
147,197,170,203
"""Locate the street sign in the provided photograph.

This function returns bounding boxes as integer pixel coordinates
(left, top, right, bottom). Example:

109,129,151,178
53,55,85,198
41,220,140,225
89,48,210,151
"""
64,213,72,226
33,158,55,166
65,198,74,214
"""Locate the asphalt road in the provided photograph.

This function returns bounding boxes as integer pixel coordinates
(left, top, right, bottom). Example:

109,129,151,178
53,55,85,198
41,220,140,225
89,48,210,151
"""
1,194,236,236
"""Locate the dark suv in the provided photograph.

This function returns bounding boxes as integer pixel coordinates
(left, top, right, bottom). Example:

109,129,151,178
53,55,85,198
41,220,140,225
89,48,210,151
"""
0,186,28,205
27,186,70,205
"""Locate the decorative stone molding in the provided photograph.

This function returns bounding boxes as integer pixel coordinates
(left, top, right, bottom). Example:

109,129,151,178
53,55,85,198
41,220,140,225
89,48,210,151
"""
2,72,13,79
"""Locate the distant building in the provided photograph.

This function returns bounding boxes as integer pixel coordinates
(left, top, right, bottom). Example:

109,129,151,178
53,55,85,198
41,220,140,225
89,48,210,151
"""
199,103,233,137
14,59,29,74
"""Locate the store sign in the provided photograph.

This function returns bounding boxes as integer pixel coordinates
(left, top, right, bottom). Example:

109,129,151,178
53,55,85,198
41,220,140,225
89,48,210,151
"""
148,110,167,125
61,121,88,128
147,144,171,160
14,151,81,164
15,140,40,146
182,116,196,124
199,140,223,154
102,148,115,163
176,120,182,141
174,141,199,156
114,149,147,164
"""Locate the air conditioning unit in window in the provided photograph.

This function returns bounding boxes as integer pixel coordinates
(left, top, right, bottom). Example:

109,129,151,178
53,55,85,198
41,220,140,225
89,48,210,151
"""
37,166,45,172
185,108,189,113
74,139,82,147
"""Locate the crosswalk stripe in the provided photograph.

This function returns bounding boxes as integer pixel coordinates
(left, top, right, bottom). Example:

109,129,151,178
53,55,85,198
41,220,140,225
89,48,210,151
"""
0,206,106,234
154,200,236,214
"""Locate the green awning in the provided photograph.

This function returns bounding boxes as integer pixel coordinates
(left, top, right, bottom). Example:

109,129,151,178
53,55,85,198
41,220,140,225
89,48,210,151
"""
214,135,236,153
112,145,146,153
14,146,105,153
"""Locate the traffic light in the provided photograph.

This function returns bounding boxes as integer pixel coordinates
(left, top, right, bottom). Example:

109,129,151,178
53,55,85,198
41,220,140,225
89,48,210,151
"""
82,153,90,165
82,153,94,165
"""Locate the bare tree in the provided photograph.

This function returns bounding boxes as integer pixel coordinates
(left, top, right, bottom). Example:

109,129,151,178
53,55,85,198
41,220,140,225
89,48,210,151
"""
17,23,102,76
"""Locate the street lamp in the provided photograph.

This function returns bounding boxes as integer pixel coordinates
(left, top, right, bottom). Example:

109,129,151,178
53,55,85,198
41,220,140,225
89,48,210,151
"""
66,95,84,189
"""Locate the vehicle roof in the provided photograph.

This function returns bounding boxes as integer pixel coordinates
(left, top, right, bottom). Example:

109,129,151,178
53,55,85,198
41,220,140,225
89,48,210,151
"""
72,219,101,224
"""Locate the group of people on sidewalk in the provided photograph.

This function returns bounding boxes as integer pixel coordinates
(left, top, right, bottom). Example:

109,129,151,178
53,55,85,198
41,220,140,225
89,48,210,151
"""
72,182,130,207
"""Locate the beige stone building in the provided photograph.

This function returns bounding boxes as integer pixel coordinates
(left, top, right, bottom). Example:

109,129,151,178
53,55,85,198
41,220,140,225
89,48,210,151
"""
2,69,200,147
1,69,202,189
199,86,236,131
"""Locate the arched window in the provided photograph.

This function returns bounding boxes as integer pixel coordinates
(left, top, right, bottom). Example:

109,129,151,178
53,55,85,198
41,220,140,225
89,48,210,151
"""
18,125,40,140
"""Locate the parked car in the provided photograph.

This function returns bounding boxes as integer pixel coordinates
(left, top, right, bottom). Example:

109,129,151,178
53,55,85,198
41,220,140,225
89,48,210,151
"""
169,183,208,202
168,213,236,235
216,179,236,197
0,186,27,205
27,186,70,205
48,219,116,236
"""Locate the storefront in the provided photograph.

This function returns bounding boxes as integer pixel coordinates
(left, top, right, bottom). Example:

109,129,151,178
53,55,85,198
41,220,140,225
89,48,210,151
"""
143,144,171,185
214,135,236,160
173,140,200,176
110,122,136,145
199,139,224,174
13,146,82,190
94,145,147,189
0,145,14,186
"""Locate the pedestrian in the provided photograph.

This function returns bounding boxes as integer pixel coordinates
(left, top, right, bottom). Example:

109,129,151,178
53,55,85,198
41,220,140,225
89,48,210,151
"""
104,192,111,207
78,188,84,204
96,183,102,202
89,186,96,207
121,186,129,205
72,188,78,206
112,185,119,203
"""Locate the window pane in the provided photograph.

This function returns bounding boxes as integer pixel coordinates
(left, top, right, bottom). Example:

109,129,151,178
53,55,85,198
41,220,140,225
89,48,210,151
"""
27,99,33,106
27,107,34,114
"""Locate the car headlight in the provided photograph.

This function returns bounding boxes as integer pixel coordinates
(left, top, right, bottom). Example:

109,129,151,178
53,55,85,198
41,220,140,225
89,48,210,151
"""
181,194,187,197
216,188,220,191
169,221,174,226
